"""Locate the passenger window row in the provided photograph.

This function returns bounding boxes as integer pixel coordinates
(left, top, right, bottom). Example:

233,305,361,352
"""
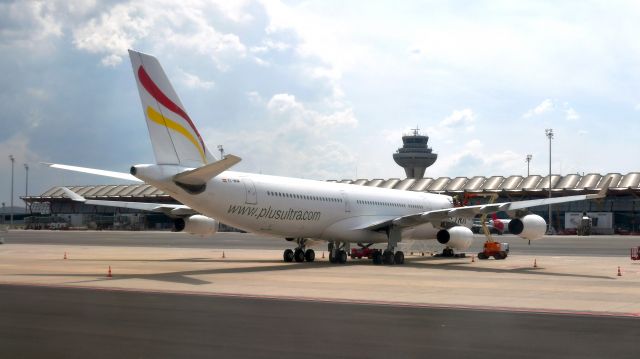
355,200,423,209
266,191,342,203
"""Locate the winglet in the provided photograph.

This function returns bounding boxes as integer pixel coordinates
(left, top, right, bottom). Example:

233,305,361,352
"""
173,154,241,185
587,177,612,199
61,187,86,202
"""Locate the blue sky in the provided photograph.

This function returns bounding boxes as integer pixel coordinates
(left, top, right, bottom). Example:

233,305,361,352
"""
1,0,639,206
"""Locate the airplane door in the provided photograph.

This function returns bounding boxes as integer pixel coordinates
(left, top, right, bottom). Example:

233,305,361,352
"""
243,178,257,204
340,190,351,213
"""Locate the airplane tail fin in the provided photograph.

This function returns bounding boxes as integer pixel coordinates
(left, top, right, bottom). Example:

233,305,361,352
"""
128,50,216,167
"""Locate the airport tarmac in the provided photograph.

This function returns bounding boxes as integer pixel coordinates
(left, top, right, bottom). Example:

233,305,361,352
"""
4,229,640,256
1,231,640,314
1,230,639,358
2,284,638,359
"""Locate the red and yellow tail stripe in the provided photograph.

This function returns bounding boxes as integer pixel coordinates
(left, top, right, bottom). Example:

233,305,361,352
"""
137,65,207,163
146,106,206,162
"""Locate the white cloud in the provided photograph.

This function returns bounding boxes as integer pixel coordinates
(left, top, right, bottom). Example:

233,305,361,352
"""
202,92,358,179
209,0,253,23
0,1,63,50
441,109,476,130
565,107,580,121
419,108,478,146
435,139,523,176
523,99,554,118
178,69,214,90
267,93,357,129
635,103,640,111
72,1,247,68
250,39,291,54
72,3,150,66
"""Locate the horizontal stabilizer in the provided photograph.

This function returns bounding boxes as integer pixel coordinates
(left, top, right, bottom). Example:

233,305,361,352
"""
44,163,142,182
173,154,241,185
61,187,195,215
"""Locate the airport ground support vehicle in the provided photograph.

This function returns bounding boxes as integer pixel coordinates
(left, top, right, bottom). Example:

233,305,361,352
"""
478,241,509,260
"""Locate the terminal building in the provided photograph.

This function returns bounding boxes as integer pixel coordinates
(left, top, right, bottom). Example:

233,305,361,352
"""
15,131,640,234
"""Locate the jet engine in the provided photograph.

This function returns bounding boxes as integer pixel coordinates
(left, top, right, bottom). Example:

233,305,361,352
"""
174,215,218,236
436,226,474,250
508,214,546,240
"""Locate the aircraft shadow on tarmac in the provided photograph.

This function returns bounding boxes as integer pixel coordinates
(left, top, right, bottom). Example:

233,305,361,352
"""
14,255,614,286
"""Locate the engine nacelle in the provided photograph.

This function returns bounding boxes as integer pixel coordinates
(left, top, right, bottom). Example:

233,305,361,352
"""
174,215,218,236
508,214,546,240
436,226,474,250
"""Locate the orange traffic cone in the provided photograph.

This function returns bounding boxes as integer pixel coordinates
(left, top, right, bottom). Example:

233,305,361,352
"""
617,266,622,276
471,255,475,263
64,252,67,260
107,266,112,278
322,251,325,259
534,259,538,268
222,251,226,259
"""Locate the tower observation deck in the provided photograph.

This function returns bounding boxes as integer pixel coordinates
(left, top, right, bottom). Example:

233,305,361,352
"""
393,127,438,179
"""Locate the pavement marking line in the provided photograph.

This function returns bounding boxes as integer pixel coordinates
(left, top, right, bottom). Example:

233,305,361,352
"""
1,281,638,319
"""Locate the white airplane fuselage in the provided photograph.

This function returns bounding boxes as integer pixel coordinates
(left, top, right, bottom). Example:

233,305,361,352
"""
134,164,459,243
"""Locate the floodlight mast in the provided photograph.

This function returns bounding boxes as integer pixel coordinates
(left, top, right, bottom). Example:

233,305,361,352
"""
545,129,554,234
9,154,15,227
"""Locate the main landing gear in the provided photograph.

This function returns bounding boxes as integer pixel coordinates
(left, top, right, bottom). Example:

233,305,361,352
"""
283,238,315,263
372,249,405,265
349,244,405,265
328,242,348,264
376,226,405,265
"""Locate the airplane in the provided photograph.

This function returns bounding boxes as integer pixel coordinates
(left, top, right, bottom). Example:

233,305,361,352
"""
48,50,610,265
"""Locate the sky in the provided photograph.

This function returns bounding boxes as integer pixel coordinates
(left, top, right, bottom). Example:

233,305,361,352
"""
1,0,640,207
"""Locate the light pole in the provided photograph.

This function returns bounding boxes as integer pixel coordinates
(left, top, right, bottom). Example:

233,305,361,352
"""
545,129,554,234
24,163,29,213
9,155,14,227
525,154,532,176
217,145,224,159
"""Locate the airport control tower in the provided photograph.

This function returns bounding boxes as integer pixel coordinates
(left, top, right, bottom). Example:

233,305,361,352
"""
393,127,438,179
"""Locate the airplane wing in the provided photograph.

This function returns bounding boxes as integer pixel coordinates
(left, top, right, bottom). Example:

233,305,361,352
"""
61,187,196,216
361,178,612,231
43,163,142,182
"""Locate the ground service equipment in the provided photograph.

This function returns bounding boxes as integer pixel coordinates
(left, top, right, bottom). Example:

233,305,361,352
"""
478,241,509,260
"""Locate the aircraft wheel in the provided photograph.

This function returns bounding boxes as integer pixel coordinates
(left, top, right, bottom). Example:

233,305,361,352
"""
394,251,405,265
329,250,337,263
442,248,454,257
294,249,305,262
383,250,395,265
338,250,348,264
283,249,294,262
477,252,488,260
304,249,315,262
372,250,383,265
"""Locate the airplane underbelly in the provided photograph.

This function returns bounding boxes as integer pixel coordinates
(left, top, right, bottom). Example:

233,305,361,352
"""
404,223,439,240
320,216,389,243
